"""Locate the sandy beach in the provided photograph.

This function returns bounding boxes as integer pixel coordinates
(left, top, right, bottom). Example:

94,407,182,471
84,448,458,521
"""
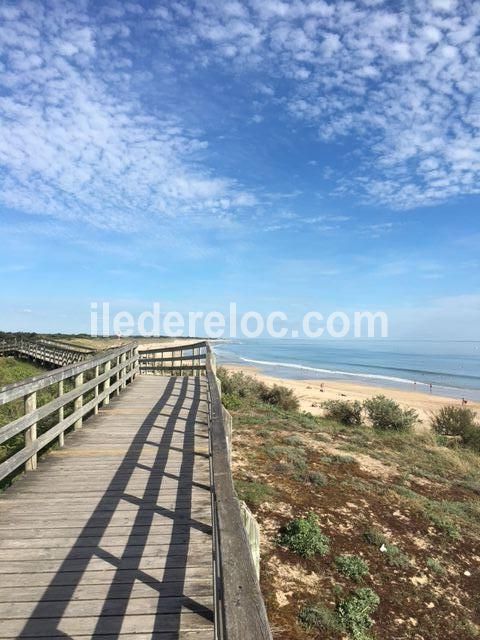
224,363,480,430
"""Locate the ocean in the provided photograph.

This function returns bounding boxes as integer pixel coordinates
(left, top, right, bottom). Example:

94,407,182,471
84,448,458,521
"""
214,339,480,402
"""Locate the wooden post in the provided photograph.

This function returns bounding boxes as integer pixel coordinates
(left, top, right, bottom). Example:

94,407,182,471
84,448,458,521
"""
104,360,111,405
58,381,65,447
121,352,127,390
94,365,100,414
24,391,37,471
115,356,121,396
239,501,261,579
74,372,84,430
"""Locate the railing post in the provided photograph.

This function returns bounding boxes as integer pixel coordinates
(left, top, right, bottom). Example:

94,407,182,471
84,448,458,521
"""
121,352,127,390
115,355,121,396
24,391,37,471
58,381,65,447
74,372,84,430
133,346,138,379
104,360,111,405
94,365,100,414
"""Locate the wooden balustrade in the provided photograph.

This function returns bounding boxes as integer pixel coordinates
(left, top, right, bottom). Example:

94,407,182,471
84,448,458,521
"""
0,337,92,368
138,341,208,376
0,343,138,483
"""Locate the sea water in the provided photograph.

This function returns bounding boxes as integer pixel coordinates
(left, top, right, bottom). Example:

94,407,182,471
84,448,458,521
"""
214,339,480,402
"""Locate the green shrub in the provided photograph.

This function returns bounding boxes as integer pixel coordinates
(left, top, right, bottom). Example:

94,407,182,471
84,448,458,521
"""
235,479,275,506
431,405,477,437
307,471,328,487
260,384,299,411
385,544,410,568
298,603,342,632
432,406,480,453
222,393,241,410
336,588,380,640
279,513,330,557
364,395,418,432
335,555,369,582
217,367,299,411
323,399,363,426
363,528,387,547
426,557,446,575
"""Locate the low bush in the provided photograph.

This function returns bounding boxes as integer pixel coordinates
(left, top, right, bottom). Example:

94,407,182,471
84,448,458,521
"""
279,513,330,557
217,367,299,411
336,587,380,640
235,479,275,507
335,555,369,582
431,406,480,453
364,395,418,432
323,399,363,426
298,603,342,632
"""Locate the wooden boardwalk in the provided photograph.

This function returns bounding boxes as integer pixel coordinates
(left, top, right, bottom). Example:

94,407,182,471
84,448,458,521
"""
0,375,214,639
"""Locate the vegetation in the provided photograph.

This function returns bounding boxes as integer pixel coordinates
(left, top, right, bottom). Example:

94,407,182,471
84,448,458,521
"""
323,399,363,426
363,395,418,432
224,367,480,639
431,405,480,453
335,555,369,582
336,588,380,640
235,479,276,507
218,366,299,411
279,513,330,558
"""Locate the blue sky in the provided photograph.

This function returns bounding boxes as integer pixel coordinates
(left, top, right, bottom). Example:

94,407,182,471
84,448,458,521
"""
0,0,479,338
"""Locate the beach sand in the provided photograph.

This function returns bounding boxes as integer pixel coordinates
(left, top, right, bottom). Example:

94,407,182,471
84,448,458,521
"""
224,363,480,430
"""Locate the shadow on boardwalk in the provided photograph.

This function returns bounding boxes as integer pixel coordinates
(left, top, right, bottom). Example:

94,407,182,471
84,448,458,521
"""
18,376,214,639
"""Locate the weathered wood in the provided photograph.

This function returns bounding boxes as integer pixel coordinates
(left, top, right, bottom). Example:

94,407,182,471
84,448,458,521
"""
58,381,64,447
0,375,214,639
24,391,37,471
73,372,84,430
206,345,272,640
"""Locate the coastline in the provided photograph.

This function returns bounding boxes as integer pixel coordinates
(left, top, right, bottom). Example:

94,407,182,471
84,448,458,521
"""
224,363,480,430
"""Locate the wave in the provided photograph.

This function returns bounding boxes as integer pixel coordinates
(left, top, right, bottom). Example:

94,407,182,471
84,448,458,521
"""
239,357,435,387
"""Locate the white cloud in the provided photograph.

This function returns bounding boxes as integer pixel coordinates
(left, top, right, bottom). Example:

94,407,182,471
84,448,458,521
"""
0,1,257,231
146,0,480,210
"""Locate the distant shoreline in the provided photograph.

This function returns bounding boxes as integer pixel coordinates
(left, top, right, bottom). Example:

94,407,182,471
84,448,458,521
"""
224,363,480,431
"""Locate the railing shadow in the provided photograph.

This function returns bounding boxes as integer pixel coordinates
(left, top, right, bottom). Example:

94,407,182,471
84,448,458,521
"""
18,375,213,638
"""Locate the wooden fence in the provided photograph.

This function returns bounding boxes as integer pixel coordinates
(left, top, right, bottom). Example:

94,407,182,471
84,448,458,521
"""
205,343,272,640
0,342,138,483
138,341,207,376
0,337,93,368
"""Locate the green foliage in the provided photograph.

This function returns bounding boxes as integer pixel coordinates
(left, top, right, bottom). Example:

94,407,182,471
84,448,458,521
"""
323,399,363,426
279,513,330,558
336,588,380,640
307,471,328,487
426,557,446,575
235,479,275,507
335,555,369,582
217,366,299,411
222,393,241,411
364,395,418,432
384,544,410,568
432,406,480,453
298,603,342,632
363,529,387,546
321,454,356,464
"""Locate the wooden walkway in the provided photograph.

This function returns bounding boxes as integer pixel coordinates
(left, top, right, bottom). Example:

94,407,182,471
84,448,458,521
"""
0,375,214,639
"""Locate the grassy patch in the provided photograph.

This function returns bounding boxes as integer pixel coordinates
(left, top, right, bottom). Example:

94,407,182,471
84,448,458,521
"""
235,479,276,507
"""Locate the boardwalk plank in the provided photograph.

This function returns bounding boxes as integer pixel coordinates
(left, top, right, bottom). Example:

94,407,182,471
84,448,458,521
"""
0,376,214,639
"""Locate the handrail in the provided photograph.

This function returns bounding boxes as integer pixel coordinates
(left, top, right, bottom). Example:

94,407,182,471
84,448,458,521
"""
205,343,272,640
0,337,92,367
138,340,208,376
0,342,138,481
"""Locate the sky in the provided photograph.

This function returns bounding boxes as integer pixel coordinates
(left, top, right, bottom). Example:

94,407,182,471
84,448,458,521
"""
0,0,479,339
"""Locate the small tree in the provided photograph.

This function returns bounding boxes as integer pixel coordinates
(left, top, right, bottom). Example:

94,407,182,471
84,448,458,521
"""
364,395,417,432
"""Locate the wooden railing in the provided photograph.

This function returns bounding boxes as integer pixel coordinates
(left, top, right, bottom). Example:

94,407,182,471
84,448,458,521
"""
0,342,138,483
205,343,272,640
138,341,207,376
0,337,93,368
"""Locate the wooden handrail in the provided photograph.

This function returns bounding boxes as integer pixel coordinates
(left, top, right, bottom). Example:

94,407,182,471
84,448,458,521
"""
205,344,272,640
0,342,138,481
138,340,208,376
